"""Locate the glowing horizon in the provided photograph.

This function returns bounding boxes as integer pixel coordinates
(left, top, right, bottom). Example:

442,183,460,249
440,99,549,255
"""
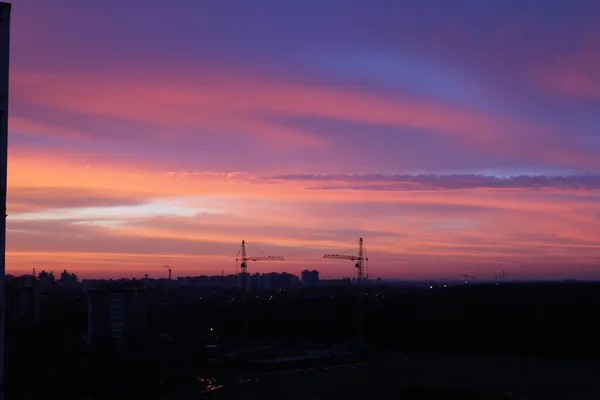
5,0,600,280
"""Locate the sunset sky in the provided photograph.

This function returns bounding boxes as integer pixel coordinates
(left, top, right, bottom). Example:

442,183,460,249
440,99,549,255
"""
6,0,600,279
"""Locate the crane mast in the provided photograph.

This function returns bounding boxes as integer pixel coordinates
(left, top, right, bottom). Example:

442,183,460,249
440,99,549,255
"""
323,237,368,284
357,237,364,283
323,237,368,352
236,240,284,292
236,240,284,340
240,240,248,290
495,270,509,282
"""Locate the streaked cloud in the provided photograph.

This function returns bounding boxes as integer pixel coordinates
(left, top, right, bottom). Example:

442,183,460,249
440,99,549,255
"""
263,174,600,192
11,68,533,140
535,43,600,99
9,187,145,214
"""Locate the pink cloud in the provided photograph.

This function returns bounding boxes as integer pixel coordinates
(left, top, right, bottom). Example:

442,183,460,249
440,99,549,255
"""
539,69,600,98
13,66,595,167
536,43,600,98
9,116,88,140
6,147,600,279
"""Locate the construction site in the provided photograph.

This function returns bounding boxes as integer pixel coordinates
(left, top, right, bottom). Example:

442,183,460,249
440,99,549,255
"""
210,237,372,370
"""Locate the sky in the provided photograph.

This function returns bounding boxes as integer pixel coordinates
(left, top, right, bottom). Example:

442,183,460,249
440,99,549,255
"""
5,0,600,280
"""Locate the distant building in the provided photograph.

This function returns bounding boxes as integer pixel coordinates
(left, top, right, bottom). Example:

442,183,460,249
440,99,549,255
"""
257,273,273,290
5,274,40,325
301,270,319,287
250,273,263,291
246,272,300,291
177,274,238,289
86,287,149,348
320,278,352,287
59,269,77,285
273,272,299,289
249,273,279,291
37,270,55,288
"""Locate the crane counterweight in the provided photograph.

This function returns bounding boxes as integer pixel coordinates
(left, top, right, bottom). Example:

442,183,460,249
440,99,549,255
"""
323,237,368,283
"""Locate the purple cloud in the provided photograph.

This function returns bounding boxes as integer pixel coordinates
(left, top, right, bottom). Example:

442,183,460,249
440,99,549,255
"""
263,174,600,191
8,187,146,213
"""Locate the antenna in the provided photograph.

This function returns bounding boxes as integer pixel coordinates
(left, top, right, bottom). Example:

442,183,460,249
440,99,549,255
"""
162,264,172,280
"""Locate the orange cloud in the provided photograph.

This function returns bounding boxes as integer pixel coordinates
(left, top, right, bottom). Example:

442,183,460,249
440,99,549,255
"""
10,147,597,214
5,147,600,279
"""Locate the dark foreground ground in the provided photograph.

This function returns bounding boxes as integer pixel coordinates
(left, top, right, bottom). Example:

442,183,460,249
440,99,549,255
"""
7,282,600,399
205,354,600,400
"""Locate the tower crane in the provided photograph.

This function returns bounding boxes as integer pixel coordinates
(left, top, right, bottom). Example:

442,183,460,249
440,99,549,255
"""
236,240,284,292
323,237,368,283
323,237,369,351
496,270,509,282
463,274,476,283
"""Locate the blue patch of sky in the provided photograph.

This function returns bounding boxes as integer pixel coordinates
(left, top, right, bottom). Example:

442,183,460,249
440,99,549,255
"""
492,87,600,136
281,46,599,150
290,49,499,112
262,113,548,174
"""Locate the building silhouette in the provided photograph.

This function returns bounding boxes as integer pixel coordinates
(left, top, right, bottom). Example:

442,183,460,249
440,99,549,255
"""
59,269,77,285
37,270,55,288
5,274,40,325
250,272,300,291
86,287,149,348
301,270,320,287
